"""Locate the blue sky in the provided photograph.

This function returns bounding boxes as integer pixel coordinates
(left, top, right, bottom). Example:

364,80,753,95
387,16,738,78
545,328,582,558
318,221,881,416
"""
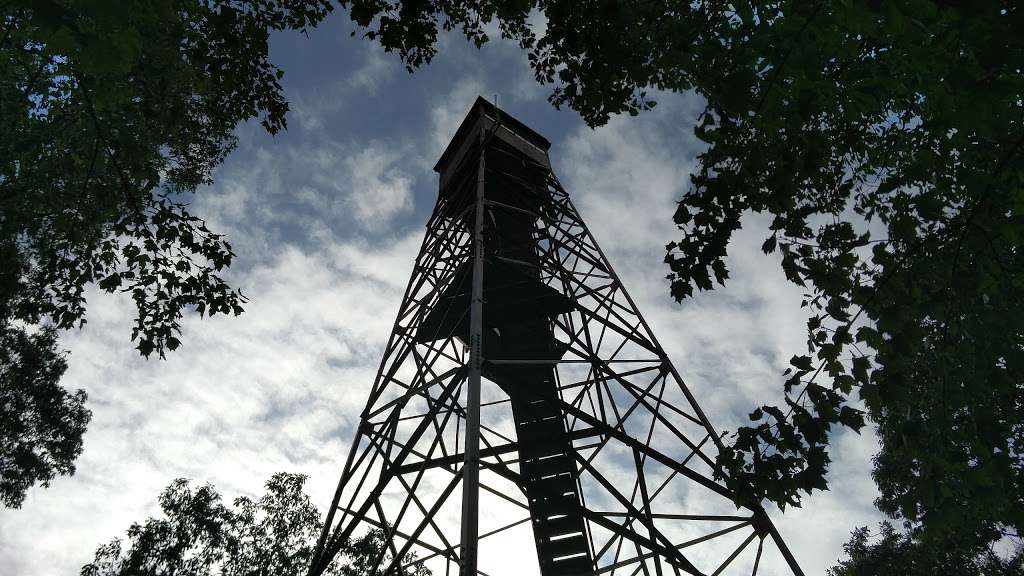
0,12,884,575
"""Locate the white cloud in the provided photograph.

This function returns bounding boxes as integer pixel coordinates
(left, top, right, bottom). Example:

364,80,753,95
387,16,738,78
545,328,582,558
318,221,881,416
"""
195,135,417,251
430,77,487,154
291,45,399,132
436,9,548,106
344,144,414,225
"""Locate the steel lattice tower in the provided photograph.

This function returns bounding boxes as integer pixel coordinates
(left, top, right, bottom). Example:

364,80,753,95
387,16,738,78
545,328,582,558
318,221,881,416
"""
308,98,805,576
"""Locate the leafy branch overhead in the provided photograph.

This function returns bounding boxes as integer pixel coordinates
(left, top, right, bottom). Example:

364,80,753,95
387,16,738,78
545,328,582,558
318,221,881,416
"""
661,5,1023,553
2,0,333,359
0,0,333,506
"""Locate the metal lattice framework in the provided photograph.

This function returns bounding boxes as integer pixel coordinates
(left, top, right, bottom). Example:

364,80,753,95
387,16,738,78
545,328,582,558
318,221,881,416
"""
309,98,804,576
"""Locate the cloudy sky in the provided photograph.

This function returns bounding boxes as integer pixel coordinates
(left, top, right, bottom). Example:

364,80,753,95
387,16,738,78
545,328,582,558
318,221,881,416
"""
1,12,885,576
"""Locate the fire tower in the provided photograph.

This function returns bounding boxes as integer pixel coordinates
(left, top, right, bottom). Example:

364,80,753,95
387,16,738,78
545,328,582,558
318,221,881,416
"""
308,98,804,576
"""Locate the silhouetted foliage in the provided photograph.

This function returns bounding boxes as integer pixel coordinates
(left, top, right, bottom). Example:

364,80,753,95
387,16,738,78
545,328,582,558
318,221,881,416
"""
0,325,89,508
2,0,332,359
331,0,1024,554
81,472,431,576
336,527,431,576
1,0,333,504
828,523,1024,576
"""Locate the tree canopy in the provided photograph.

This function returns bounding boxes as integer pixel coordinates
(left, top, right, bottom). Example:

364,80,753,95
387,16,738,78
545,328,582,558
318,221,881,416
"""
3,0,1022,567
0,325,89,507
2,0,333,359
81,472,430,576
828,522,1023,576
1,0,332,504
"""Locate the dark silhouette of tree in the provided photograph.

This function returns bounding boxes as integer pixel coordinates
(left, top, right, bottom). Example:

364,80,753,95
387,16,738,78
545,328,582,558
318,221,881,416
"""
336,527,430,576
2,0,333,360
828,523,1023,576
0,325,89,507
81,472,431,576
1,0,332,504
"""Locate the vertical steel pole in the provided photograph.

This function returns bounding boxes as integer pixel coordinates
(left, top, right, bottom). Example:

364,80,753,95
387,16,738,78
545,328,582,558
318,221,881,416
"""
459,114,486,576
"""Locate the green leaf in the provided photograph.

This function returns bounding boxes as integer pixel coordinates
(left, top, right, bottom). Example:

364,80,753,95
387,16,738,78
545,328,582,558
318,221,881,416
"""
790,355,814,371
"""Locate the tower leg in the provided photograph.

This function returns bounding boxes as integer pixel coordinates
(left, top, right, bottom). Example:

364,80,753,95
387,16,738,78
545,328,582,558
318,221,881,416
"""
459,118,487,576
